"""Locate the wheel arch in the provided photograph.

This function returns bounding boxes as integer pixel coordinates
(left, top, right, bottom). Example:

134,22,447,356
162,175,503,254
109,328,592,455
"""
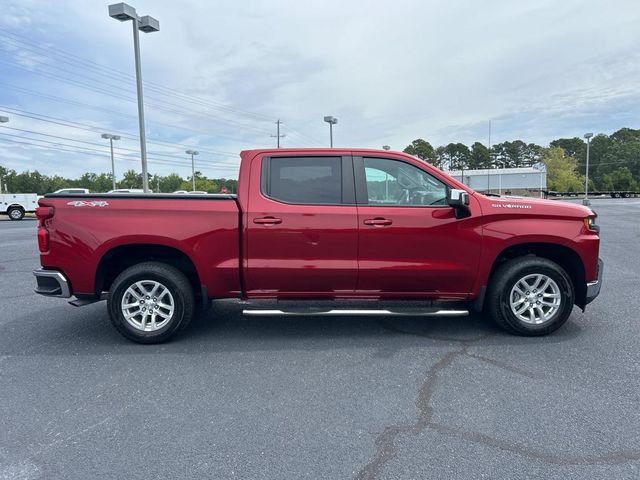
487,242,587,309
95,243,204,305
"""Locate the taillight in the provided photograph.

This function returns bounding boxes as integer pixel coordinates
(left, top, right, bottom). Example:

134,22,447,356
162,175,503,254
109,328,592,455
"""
36,206,54,222
36,206,54,253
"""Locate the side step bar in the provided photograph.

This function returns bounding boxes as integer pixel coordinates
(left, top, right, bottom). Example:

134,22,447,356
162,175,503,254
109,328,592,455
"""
243,309,468,317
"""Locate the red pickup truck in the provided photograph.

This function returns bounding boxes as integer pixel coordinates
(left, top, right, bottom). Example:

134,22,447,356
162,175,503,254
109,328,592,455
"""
34,148,602,343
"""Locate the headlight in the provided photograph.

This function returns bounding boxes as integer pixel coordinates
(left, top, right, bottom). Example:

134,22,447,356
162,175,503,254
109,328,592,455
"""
583,216,599,233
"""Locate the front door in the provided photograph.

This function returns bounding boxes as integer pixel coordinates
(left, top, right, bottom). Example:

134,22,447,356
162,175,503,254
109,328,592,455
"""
245,154,358,298
354,155,482,297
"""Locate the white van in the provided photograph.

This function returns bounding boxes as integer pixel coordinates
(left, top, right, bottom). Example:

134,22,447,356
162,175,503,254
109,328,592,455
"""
1,193,39,220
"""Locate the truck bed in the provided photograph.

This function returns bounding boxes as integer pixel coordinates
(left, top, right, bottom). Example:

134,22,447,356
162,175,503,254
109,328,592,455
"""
38,193,241,298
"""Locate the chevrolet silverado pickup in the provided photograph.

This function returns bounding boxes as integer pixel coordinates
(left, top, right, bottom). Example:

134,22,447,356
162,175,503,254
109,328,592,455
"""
33,148,603,343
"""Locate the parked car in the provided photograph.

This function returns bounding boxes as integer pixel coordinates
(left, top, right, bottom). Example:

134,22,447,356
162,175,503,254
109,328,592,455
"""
1,193,39,220
107,189,145,194
34,148,602,343
54,188,90,194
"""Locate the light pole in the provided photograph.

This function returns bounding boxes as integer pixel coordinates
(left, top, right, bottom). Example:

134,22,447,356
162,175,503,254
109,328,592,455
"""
583,132,593,206
186,150,199,191
101,133,121,190
108,3,159,193
486,119,492,192
323,116,338,147
0,116,8,193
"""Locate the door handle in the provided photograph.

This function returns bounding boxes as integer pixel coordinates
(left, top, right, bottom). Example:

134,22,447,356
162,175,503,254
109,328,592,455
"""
253,216,282,225
363,218,392,226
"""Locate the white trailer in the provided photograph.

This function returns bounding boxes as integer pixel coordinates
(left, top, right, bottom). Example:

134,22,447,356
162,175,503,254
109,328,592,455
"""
0,193,39,220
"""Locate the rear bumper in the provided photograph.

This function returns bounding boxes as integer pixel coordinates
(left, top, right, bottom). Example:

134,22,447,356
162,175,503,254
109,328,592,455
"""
585,258,603,305
33,268,71,298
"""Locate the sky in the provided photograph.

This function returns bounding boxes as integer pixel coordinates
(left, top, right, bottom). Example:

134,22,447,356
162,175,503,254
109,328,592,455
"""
1,0,639,180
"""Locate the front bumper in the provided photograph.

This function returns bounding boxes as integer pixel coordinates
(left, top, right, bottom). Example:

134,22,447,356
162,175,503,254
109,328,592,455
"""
585,258,603,305
33,268,72,298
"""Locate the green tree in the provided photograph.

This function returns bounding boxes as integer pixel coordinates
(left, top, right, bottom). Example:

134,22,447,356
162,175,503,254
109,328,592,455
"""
159,173,184,193
541,147,583,192
601,167,639,191
118,170,143,189
549,137,585,160
439,143,470,171
492,140,542,168
403,139,438,166
469,142,491,169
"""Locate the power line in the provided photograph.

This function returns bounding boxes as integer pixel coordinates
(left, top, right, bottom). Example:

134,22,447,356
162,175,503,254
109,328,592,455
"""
0,28,322,145
0,134,240,172
0,60,278,145
0,106,244,165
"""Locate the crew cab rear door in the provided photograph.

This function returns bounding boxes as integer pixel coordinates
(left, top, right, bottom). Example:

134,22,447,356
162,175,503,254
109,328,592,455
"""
353,155,482,297
244,154,358,297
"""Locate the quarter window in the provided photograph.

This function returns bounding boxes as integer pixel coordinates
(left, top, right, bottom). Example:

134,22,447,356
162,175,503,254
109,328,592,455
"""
263,156,343,204
363,157,447,206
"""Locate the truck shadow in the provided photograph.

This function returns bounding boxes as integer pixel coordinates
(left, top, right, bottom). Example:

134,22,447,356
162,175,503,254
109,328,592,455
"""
0,300,585,357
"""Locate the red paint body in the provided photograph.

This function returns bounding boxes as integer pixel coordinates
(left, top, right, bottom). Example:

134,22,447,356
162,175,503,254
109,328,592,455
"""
37,149,600,304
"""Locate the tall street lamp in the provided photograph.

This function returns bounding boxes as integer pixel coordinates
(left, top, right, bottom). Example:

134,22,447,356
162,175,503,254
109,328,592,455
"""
101,133,121,190
323,116,338,147
583,132,593,206
108,3,159,193
186,150,199,191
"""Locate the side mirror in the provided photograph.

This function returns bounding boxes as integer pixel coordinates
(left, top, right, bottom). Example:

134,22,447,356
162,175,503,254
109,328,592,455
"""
446,188,469,208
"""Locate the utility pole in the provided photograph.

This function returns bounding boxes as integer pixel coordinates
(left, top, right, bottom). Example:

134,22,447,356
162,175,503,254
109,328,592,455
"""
186,150,199,191
270,119,285,148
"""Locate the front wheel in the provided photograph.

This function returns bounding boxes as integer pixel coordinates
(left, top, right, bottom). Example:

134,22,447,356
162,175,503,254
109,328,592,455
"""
107,262,195,343
487,257,574,336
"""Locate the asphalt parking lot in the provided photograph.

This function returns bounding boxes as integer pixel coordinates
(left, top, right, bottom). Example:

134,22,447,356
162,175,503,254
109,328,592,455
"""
1,198,639,479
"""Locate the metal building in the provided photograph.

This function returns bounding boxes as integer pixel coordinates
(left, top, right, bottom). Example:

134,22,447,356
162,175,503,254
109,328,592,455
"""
446,164,547,196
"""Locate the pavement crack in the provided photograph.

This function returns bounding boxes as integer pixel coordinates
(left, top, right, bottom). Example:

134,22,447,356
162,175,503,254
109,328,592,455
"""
354,349,464,480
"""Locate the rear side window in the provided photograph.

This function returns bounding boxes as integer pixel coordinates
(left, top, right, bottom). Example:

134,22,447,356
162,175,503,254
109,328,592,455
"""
262,156,344,204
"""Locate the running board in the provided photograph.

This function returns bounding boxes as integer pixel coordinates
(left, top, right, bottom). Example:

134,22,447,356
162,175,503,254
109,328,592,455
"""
242,309,468,317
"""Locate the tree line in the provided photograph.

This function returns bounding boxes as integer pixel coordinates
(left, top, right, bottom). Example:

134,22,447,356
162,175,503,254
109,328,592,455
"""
2,127,639,194
0,167,238,195
403,127,640,191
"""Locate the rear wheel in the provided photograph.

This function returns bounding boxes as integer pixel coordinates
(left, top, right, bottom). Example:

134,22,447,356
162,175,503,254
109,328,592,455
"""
487,257,574,336
8,207,24,221
107,262,194,344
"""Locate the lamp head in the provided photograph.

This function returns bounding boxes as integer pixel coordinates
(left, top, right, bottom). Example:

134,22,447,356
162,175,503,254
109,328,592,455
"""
108,3,137,21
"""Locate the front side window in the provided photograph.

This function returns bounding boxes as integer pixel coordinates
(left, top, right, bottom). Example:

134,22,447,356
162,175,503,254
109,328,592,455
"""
363,157,447,206
263,156,343,204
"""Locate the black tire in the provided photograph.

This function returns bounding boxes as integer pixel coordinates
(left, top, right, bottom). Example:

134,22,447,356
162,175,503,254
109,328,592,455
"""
107,262,194,344
486,257,574,336
7,207,24,221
